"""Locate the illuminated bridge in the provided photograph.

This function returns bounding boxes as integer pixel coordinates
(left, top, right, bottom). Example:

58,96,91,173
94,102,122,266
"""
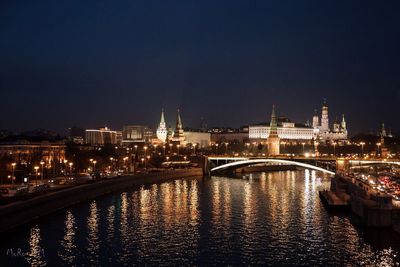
203,156,400,176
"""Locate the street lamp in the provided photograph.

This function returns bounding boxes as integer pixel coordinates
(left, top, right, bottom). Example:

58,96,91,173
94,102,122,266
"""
109,157,114,171
141,158,145,168
144,146,148,157
169,143,173,155
360,142,365,157
11,162,16,184
154,144,158,154
123,156,128,171
93,160,97,172
34,166,39,185
63,159,68,176
301,142,306,154
146,155,150,169
376,142,381,157
40,161,44,181
69,162,73,176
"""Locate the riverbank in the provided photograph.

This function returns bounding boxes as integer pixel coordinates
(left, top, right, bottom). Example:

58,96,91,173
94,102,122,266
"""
0,168,203,233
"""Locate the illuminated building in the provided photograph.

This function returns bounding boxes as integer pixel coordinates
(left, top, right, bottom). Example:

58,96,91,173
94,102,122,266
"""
0,136,66,165
122,125,153,144
169,109,186,145
312,101,347,141
85,127,117,146
184,131,211,148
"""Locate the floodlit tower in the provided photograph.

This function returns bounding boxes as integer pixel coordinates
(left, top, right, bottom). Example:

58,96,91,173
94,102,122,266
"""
267,105,280,156
156,109,167,142
381,123,387,137
172,109,186,144
320,100,329,132
341,114,347,133
312,109,319,129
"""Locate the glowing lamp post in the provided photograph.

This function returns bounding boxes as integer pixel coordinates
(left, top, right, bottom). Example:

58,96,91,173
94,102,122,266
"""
11,163,16,184
169,143,173,155
360,142,365,157
376,142,381,157
63,160,68,176
40,161,44,181
34,166,39,185
144,146,148,158
69,162,73,176
301,142,306,155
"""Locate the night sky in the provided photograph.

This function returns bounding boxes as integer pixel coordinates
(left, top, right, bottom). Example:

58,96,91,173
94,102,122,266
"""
1,1,399,134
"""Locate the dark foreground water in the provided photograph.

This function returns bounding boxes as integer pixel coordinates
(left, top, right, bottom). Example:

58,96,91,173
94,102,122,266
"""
1,170,400,266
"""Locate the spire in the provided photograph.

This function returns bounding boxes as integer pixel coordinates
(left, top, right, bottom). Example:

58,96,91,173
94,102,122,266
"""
173,108,185,139
176,108,182,129
156,108,167,142
269,105,278,138
160,108,165,124
267,104,280,156
341,114,346,131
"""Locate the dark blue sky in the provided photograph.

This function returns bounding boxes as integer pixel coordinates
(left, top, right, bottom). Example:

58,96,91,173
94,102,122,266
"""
1,0,399,134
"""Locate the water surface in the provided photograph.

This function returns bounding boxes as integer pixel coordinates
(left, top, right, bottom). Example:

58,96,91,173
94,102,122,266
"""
1,170,399,266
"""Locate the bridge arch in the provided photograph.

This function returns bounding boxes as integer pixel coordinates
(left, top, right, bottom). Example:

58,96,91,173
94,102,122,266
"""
210,158,335,175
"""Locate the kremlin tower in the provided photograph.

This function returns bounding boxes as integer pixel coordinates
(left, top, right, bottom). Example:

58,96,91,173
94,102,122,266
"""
171,109,186,145
267,105,280,156
156,109,167,143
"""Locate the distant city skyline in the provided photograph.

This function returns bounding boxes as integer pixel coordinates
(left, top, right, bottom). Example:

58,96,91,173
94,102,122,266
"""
0,101,397,137
1,1,399,133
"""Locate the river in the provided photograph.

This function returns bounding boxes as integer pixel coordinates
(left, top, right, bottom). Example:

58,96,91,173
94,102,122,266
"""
1,170,400,266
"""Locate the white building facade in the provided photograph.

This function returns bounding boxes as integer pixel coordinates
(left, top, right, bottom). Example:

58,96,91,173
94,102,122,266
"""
249,123,314,140
85,127,118,145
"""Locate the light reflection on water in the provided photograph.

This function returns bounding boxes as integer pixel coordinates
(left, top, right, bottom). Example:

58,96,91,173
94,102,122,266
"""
1,170,400,266
58,211,76,265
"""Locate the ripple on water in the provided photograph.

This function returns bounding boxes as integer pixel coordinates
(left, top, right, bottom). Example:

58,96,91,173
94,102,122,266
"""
1,171,400,266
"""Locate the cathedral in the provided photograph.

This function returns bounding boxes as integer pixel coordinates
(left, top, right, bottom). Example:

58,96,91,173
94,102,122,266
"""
312,101,347,141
